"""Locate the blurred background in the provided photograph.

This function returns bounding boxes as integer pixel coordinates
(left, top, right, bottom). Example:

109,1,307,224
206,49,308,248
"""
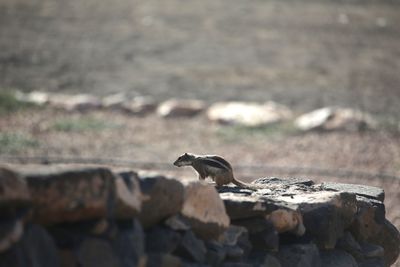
0,0,399,256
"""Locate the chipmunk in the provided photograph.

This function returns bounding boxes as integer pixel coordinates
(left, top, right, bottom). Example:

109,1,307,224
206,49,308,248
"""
173,153,258,190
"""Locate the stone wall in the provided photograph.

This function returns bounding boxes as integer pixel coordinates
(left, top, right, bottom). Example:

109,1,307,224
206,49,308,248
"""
0,165,399,267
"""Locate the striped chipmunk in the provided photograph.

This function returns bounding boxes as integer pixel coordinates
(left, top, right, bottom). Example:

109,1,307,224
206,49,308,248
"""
173,153,260,190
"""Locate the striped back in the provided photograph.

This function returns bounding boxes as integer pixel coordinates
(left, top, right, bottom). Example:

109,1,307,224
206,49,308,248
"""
200,155,233,171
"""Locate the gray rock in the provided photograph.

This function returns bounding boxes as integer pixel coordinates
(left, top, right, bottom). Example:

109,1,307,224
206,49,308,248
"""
205,241,226,266
298,191,357,249
224,245,244,261
358,258,385,267
181,181,230,240
145,225,182,253
233,218,278,252
164,215,191,231
101,93,127,109
115,171,143,219
221,262,253,267
295,107,377,132
277,243,321,267
253,177,314,187
157,99,205,118
320,250,358,267
350,196,400,266
320,182,384,202
0,219,23,253
48,93,101,111
21,166,116,224
121,96,157,115
336,232,363,260
0,167,31,215
207,101,292,127
14,91,49,106
137,174,184,228
360,243,384,259
0,224,60,267
146,253,182,267
77,237,120,267
113,219,145,267
175,230,207,263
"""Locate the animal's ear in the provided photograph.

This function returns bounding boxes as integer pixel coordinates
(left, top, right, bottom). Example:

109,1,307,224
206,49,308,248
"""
184,153,188,156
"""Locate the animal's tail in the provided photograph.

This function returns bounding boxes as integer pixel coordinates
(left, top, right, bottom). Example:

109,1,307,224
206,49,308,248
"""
232,177,259,190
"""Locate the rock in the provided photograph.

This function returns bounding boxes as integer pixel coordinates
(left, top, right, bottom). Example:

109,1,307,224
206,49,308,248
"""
205,241,226,266
360,243,384,259
164,215,191,231
358,258,385,267
0,167,31,214
277,243,321,267
207,101,292,127
157,99,206,118
121,96,157,115
295,107,377,132
233,218,278,252
219,191,296,220
77,237,120,267
253,177,314,187
221,263,253,267
335,232,363,260
15,91,49,106
145,225,182,253
320,182,384,202
101,93,127,109
22,166,115,224
112,219,146,267
146,253,182,267
350,196,400,266
293,191,357,249
0,219,24,253
137,174,184,228
350,196,385,242
248,252,281,267
175,230,207,263
0,224,60,267
221,225,252,258
320,250,358,267
114,171,143,219
49,93,101,111
266,209,305,236
181,181,230,240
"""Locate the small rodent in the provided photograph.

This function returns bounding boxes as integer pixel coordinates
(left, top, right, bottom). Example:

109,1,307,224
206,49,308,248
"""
173,153,258,190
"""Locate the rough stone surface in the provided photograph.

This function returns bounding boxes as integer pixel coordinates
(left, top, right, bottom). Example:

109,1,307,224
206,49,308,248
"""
15,91,49,106
320,250,358,267
207,101,292,126
320,182,384,202
277,243,321,267
146,253,182,267
21,166,115,224
48,93,101,111
157,99,206,118
0,224,60,267
114,171,143,219
121,96,157,115
145,225,182,253
0,167,31,213
335,232,363,260
295,191,357,249
77,237,121,267
0,219,23,253
137,174,184,228
112,219,146,267
233,218,278,252
295,107,377,132
175,230,207,263
181,181,230,240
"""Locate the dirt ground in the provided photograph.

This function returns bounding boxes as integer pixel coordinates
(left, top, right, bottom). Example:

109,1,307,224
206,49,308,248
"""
1,0,400,118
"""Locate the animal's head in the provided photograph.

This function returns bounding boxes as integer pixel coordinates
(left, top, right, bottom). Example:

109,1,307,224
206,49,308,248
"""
173,153,195,167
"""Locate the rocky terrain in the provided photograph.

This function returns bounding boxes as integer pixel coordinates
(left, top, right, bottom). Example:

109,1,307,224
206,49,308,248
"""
0,164,399,267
